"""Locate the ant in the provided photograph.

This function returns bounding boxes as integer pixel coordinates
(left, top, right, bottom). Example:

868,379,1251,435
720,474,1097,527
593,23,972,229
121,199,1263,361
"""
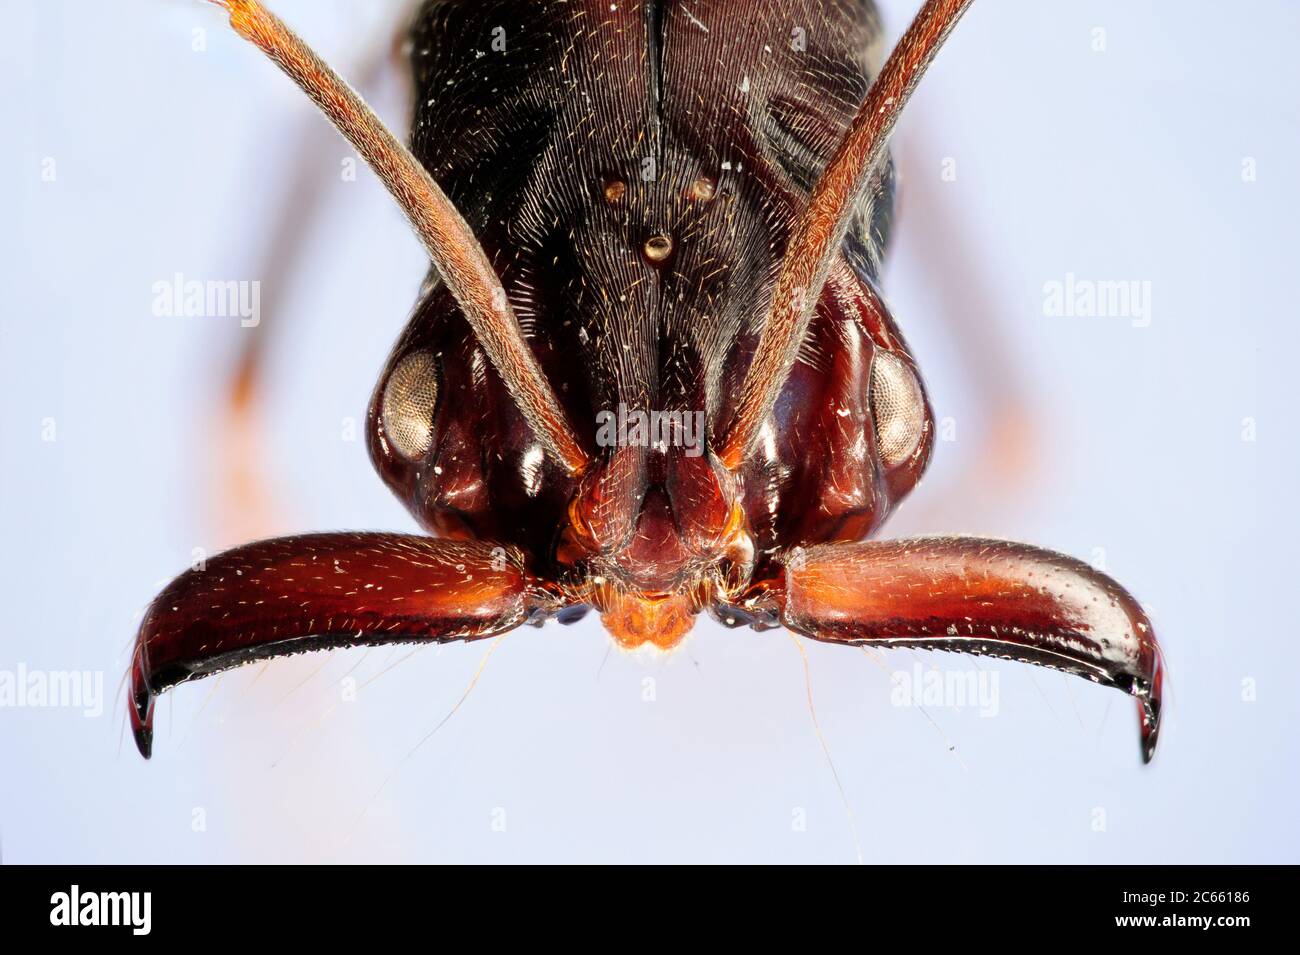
129,0,1163,763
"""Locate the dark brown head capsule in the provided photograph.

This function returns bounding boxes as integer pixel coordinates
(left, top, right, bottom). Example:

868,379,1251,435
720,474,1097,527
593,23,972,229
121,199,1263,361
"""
128,0,1162,765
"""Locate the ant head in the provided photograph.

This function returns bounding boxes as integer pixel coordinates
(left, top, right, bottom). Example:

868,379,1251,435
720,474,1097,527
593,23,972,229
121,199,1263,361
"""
365,265,933,655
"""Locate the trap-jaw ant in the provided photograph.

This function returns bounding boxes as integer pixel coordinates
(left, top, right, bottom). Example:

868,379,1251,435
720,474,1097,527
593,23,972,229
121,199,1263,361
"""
129,0,1163,762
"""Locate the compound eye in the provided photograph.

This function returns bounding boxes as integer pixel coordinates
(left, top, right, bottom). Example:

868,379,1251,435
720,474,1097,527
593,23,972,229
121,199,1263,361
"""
868,350,926,467
381,350,439,460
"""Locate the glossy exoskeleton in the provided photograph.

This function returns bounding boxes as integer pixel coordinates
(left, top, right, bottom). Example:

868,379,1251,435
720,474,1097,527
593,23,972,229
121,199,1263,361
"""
129,0,1163,761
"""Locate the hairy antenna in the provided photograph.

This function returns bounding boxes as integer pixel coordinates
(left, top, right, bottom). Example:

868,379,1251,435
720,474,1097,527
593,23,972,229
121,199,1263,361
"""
719,0,974,470
209,0,590,474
